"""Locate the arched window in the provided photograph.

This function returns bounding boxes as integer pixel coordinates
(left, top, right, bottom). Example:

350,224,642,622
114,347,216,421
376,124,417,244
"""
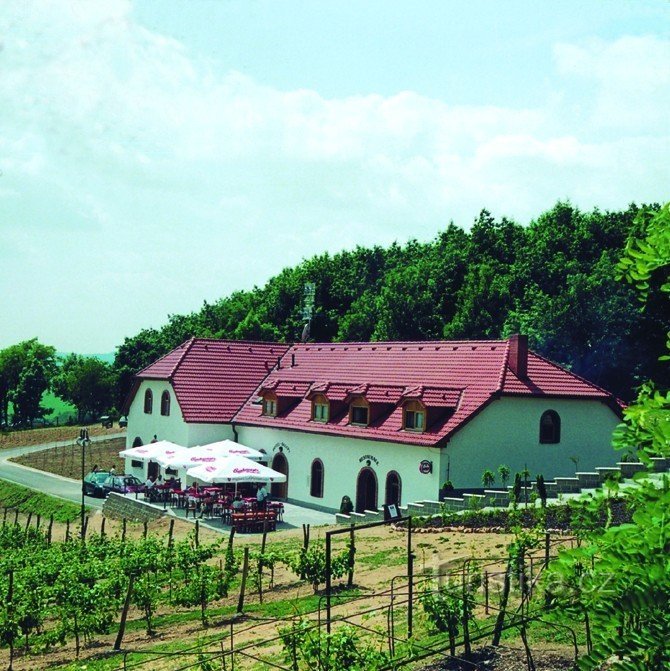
311,394,329,422
262,392,278,417
132,437,143,448
385,471,402,506
160,390,171,416
349,397,370,426
143,389,153,414
403,400,426,432
540,410,561,444
310,459,324,498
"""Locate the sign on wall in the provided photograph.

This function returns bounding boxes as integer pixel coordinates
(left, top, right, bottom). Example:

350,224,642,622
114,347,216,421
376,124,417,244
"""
419,460,433,474
358,454,379,466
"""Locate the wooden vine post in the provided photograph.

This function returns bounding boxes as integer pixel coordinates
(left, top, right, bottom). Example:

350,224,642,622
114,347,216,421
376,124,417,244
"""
258,525,268,603
114,574,136,651
347,524,356,587
237,547,250,614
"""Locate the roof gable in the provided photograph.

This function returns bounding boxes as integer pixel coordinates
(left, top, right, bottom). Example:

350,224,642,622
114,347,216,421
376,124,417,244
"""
134,339,289,423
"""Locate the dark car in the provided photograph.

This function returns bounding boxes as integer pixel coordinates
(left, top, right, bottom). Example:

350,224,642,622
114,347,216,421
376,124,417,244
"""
83,471,111,497
102,475,144,496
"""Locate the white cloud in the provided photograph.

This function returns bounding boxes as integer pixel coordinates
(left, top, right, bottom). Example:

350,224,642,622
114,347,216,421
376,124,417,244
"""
553,36,670,131
0,0,668,351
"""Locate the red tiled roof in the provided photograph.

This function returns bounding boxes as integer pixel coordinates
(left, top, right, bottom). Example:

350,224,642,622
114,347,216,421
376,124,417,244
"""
233,339,618,446
133,339,290,423
132,337,620,444
502,352,614,397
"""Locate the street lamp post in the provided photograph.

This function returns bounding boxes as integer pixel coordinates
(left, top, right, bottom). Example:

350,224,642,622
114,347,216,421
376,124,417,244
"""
76,428,91,541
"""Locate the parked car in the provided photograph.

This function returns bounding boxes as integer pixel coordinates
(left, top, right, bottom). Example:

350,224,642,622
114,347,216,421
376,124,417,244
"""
118,416,128,428
83,471,110,498
102,475,144,496
99,415,113,429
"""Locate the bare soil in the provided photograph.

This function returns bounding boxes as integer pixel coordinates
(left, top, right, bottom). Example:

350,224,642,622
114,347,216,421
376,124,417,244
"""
0,518,565,671
421,644,575,670
11,437,127,478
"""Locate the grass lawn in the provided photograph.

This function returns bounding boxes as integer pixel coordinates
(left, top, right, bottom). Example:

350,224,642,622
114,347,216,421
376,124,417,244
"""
11,436,127,478
42,390,78,423
0,480,85,522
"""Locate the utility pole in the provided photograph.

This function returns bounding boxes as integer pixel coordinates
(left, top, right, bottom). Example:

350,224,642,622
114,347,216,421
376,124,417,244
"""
300,282,315,343
77,428,91,541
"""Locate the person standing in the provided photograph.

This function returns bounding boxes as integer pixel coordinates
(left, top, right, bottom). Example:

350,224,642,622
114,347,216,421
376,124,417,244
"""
256,483,268,511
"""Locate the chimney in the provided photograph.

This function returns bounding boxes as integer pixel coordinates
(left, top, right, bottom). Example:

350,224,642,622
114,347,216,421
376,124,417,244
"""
508,334,528,379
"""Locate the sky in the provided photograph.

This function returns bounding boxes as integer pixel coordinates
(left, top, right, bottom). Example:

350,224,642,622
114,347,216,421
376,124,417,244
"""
0,0,668,354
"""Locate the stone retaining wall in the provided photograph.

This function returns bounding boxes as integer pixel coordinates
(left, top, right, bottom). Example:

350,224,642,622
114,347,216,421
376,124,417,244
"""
102,493,165,522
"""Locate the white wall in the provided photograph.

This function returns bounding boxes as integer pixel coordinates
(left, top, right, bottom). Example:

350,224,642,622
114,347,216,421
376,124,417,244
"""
238,425,442,512
125,380,234,480
441,397,620,488
126,382,621,502
126,380,190,449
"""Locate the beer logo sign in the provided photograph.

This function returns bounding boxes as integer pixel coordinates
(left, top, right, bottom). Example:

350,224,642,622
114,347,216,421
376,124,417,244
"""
419,460,433,474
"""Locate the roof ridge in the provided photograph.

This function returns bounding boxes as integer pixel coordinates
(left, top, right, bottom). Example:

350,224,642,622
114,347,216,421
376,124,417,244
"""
496,338,511,392
168,337,196,379
190,337,290,347
292,339,508,347
136,338,192,377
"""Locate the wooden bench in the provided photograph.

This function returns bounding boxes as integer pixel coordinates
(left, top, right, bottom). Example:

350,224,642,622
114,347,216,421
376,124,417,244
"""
231,510,277,533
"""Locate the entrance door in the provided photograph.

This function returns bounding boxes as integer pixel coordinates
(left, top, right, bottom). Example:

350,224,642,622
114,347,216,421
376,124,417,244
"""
385,471,401,506
271,453,288,499
356,468,378,513
147,461,159,480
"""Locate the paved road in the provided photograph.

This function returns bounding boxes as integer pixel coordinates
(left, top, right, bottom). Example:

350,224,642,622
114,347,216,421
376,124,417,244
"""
0,434,126,510
0,435,336,526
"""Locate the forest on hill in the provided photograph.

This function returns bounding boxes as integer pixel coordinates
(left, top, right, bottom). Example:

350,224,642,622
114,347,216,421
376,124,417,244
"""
113,201,668,407
1,201,668,427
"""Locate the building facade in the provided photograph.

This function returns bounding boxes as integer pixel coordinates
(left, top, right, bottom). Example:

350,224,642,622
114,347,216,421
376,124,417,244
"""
124,335,623,513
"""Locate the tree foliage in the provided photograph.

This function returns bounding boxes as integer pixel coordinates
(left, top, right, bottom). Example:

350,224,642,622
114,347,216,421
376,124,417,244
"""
110,201,667,405
545,204,670,670
52,355,115,422
0,340,57,427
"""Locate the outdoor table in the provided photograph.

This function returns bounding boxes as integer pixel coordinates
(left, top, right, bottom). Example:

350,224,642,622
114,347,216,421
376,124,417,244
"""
172,489,188,508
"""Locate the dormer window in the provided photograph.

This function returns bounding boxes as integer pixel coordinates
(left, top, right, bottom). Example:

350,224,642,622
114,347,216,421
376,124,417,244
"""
312,394,329,422
349,397,370,426
143,389,153,414
262,392,278,417
404,400,426,432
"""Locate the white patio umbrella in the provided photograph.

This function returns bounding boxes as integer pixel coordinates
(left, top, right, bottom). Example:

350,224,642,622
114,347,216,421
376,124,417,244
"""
156,439,264,469
118,440,188,463
186,455,286,484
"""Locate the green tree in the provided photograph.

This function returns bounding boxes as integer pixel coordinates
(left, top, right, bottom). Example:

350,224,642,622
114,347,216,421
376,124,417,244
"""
546,204,670,670
481,469,495,489
0,343,29,426
7,340,57,426
497,464,511,489
53,355,115,423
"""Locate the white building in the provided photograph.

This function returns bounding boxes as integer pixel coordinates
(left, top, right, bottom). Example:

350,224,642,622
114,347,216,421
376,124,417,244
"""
123,335,623,513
